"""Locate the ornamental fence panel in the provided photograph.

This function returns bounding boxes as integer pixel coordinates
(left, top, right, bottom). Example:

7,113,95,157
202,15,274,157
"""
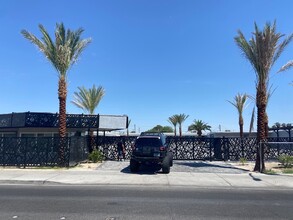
95,136,137,160
0,137,88,167
1,136,293,167
95,136,293,161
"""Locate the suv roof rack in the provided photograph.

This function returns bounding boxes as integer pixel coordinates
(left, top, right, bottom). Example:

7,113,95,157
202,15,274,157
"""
139,132,164,136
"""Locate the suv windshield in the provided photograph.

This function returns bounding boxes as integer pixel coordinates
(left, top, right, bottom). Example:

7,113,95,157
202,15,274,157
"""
135,138,162,148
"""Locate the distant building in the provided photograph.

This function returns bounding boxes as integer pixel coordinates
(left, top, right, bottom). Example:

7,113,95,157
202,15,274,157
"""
208,132,257,138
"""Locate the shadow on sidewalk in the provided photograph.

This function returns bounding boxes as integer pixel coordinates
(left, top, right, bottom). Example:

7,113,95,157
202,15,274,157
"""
175,161,249,172
249,173,262,181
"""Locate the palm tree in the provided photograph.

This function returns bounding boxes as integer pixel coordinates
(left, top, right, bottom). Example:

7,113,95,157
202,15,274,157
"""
234,21,293,172
174,114,189,137
188,120,211,137
71,85,105,151
228,93,248,138
71,85,105,114
168,115,178,136
21,23,91,166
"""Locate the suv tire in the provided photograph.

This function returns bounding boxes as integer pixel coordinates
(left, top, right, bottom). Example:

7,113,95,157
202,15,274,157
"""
130,159,139,173
162,157,170,174
168,152,173,167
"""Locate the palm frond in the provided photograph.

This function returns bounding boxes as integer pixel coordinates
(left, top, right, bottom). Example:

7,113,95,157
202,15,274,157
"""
274,34,293,67
21,22,91,78
228,93,248,115
278,60,293,72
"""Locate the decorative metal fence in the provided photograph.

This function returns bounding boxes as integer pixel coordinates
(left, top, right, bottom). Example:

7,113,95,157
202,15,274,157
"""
0,137,88,167
95,136,293,161
1,136,292,167
95,136,137,160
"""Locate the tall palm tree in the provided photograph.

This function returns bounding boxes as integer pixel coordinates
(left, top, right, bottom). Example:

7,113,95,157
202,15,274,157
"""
228,93,248,138
71,85,105,114
188,120,211,137
234,21,293,172
174,114,189,137
21,23,91,166
168,115,178,136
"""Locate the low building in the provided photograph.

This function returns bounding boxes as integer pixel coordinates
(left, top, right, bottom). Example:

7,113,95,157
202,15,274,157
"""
0,112,128,137
208,132,257,138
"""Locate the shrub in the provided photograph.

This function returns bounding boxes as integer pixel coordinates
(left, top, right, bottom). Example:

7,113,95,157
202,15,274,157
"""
278,155,293,168
88,149,104,163
239,157,247,165
282,169,293,174
264,169,277,175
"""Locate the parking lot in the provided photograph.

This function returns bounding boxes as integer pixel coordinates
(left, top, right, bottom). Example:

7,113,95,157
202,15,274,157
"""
97,160,248,174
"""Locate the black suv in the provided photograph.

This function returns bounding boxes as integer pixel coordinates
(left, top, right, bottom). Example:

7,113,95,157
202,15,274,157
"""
130,132,173,173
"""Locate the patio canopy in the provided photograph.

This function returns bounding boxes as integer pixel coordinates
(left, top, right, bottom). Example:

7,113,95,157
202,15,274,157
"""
0,112,128,132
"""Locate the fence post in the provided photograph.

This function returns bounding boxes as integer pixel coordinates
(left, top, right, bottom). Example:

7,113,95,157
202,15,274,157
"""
66,137,70,167
45,137,49,166
277,141,280,157
175,137,178,160
23,137,27,168
209,138,212,161
241,138,244,159
223,137,229,161
192,137,195,160
2,137,5,167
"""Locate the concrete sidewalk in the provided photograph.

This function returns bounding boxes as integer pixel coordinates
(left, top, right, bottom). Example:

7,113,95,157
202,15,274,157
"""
0,161,292,188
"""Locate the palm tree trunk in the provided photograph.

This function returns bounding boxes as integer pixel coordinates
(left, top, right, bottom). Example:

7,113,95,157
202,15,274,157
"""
198,130,202,137
58,77,67,137
264,112,269,139
179,124,182,137
174,126,176,136
90,130,96,151
239,116,244,138
254,86,266,172
58,77,67,166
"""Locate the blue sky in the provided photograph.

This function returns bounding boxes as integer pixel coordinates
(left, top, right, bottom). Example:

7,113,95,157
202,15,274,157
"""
1,0,293,133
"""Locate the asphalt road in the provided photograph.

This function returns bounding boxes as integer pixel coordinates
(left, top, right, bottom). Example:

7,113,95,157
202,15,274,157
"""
0,185,292,220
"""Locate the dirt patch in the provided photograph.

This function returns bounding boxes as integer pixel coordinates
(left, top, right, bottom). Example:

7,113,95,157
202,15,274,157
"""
73,161,102,170
232,161,287,173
